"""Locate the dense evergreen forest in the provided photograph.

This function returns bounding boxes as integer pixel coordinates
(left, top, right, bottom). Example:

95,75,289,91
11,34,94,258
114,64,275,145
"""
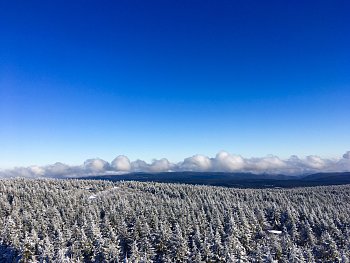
0,179,350,262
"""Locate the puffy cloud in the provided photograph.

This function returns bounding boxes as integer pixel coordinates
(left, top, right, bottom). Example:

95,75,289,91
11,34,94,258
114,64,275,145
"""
248,155,287,172
1,151,350,178
111,155,131,171
2,166,45,178
84,158,110,173
331,153,350,171
343,151,350,159
214,151,245,171
130,158,174,172
28,166,45,176
46,162,71,175
304,155,327,169
181,154,212,171
131,159,149,172
149,158,174,172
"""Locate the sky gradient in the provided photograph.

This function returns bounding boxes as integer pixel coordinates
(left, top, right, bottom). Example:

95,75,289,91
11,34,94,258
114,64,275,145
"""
1,0,350,169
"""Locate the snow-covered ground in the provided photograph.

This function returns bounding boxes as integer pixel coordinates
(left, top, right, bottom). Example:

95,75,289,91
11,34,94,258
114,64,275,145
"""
267,230,282,235
88,194,97,199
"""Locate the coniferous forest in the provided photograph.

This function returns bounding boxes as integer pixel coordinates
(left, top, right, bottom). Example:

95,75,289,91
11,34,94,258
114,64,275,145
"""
1,179,350,262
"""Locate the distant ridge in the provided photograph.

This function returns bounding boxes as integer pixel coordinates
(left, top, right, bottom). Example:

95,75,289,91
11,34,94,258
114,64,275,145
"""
301,172,350,181
76,171,350,188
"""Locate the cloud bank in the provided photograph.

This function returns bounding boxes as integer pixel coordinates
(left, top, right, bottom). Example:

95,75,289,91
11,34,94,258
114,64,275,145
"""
1,151,350,178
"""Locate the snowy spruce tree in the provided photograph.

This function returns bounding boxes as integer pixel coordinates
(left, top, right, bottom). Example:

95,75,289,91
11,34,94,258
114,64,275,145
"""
0,179,350,262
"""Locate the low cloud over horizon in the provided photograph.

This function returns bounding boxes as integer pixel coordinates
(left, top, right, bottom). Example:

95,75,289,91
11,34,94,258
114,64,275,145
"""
1,151,350,178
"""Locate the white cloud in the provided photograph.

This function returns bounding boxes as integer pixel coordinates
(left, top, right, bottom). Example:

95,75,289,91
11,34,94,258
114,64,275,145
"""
214,151,245,171
181,154,212,171
1,151,350,178
304,155,327,169
332,156,350,172
3,166,45,178
111,155,131,171
248,155,287,172
46,162,70,175
148,158,174,172
343,151,350,159
131,159,149,172
84,158,110,172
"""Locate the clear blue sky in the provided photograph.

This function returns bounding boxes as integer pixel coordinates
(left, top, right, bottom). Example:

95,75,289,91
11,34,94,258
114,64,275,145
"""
1,0,349,168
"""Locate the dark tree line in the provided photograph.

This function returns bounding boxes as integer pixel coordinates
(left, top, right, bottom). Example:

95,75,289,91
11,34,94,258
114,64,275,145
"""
0,178,350,262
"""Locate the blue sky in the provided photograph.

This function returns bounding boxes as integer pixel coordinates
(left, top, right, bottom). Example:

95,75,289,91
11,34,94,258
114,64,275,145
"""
1,0,350,168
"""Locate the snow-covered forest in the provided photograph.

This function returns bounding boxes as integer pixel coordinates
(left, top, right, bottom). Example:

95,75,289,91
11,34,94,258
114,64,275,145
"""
0,179,350,262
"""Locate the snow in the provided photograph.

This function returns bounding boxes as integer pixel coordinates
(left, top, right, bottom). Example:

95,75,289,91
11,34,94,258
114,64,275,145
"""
88,194,97,200
267,230,282,234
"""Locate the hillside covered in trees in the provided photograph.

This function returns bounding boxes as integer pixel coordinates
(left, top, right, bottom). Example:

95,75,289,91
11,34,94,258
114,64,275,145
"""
0,179,350,262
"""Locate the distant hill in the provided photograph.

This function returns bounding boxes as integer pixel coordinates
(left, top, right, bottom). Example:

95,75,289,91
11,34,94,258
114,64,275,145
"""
77,171,350,188
301,172,350,181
